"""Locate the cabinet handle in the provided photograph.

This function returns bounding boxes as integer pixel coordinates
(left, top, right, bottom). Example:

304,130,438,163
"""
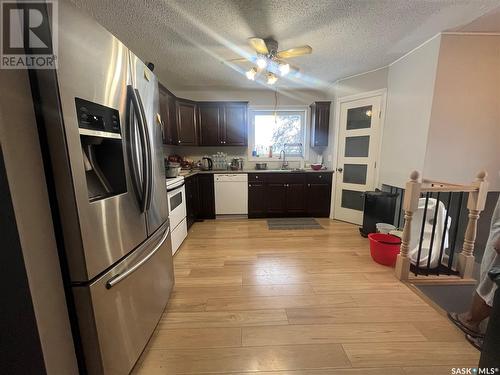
248,184,252,187
318,175,322,178
178,140,181,144
308,183,311,188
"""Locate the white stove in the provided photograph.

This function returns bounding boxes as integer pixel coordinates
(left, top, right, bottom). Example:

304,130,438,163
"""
166,176,187,255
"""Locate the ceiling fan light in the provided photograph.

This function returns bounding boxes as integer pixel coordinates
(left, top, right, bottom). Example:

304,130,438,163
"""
279,63,290,76
267,73,278,85
245,67,257,80
256,56,267,69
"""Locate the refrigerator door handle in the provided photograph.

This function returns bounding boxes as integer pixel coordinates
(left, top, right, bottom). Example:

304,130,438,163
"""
134,89,153,212
106,225,170,289
126,85,148,212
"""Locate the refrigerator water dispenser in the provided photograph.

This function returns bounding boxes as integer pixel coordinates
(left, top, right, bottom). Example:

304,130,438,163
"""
76,98,127,202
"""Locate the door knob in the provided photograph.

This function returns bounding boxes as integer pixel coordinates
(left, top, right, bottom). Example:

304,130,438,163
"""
337,168,343,173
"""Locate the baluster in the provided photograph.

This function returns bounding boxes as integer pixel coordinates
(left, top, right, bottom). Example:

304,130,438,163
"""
395,171,421,281
457,171,488,279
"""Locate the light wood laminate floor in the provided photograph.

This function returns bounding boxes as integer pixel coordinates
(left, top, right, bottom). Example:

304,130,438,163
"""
132,219,479,374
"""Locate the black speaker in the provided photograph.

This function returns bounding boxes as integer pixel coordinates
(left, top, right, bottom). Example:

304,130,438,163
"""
359,190,398,237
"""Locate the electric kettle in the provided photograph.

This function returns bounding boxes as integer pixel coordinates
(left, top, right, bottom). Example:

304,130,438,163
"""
200,156,213,171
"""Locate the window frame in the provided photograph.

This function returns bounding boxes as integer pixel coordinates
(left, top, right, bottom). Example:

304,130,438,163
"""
247,107,309,162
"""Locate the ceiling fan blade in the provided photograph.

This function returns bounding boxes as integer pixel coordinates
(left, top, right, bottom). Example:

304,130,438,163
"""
226,57,250,63
248,37,269,55
276,45,312,59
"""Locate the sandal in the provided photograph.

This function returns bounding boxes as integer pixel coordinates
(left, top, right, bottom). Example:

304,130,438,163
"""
447,312,485,338
465,334,483,351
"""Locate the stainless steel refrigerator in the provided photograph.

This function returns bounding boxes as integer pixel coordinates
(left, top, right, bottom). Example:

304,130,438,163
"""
30,2,174,374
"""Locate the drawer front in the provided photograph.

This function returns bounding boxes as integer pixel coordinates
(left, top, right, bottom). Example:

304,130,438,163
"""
248,173,267,182
307,172,333,184
266,173,306,184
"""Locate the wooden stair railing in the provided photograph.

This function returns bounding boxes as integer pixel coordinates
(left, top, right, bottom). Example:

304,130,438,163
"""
395,170,489,281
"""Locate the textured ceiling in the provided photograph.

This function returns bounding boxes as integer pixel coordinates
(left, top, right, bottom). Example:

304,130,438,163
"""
452,5,500,31
70,0,500,92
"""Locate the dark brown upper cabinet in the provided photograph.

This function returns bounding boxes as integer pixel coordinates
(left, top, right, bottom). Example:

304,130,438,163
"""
175,99,198,146
223,102,247,146
310,101,331,148
159,84,178,145
198,103,222,146
198,102,248,146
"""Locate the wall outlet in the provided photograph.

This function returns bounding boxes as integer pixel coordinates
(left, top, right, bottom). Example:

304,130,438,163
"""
327,154,333,162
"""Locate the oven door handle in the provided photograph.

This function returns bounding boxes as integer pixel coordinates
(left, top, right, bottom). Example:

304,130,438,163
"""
167,181,185,192
106,225,170,289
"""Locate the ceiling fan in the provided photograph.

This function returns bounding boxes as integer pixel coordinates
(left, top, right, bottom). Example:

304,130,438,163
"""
228,37,312,85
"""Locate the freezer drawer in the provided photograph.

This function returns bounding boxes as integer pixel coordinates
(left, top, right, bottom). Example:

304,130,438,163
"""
73,222,174,375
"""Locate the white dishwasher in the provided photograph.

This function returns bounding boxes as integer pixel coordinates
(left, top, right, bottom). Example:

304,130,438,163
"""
214,174,248,215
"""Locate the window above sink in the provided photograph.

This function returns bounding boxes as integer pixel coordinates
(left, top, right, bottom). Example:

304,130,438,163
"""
248,109,307,161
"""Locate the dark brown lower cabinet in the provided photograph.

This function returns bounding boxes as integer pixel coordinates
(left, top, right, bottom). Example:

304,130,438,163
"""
306,173,333,217
197,174,215,219
185,173,215,228
307,183,332,217
266,183,287,216
248,172,333,218
185,175,199,229
287,182,307,216
248,182,266,218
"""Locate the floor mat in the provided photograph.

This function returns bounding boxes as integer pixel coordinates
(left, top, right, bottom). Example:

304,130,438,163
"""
267,218,323,230
415,262,480,313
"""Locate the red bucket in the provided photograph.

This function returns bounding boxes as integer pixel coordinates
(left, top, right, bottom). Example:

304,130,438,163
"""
368,233,401,267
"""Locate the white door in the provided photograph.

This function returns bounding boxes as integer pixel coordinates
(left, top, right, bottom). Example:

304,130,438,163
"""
334,95,382,225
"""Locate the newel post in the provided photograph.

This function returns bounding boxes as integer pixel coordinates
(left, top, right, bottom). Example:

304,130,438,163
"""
457,171,489,279
395,171,421,281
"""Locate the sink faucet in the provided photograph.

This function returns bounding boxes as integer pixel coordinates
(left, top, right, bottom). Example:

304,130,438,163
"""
279,149,289,170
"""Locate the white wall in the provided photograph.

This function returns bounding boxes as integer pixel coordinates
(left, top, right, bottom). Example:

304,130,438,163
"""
378,35,442,188
423,34,500,190
323,68,389,169
330,68,389,99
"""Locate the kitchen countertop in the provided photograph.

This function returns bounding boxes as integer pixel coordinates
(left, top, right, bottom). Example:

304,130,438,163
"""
179,169,335,178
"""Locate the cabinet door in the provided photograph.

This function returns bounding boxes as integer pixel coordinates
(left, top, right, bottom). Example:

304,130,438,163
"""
307,183,331,217
159,87,177,145
167,93,178,144
198,103,222,146
266,183,287,217
176,100,197,145
197,174,215,219
248,182,266,218
310,102,331,148
286,182,306,216
223,103,247,146
159,88,168,144
185,176,199,229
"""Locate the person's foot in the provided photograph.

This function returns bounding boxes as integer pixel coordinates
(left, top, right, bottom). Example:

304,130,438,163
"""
447,312,484,338
465,334,483,351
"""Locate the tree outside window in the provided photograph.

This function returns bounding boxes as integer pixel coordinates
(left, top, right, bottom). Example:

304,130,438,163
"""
252,111,305,158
